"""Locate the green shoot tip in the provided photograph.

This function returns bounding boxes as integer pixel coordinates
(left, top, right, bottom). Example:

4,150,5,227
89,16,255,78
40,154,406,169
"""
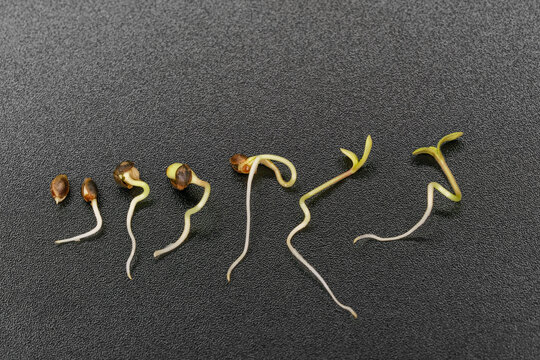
339,148,359,167
437,132,463,151
412,146,439,157
339,135,373,173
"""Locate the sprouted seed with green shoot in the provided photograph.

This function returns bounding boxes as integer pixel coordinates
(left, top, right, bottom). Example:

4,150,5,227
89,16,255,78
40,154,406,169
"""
354,132,463,244
114,161,150,280
226,153,297,282
55,178,102,244
286,135,372,318
153,163,211,258
50,174,69,204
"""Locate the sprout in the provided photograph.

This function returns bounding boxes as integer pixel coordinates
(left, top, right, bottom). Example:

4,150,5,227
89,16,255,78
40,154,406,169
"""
153,163,211,258
354,132,463,244
226,153,297,282
286,135,372,318
55,178,102,244
50,174,69,204
114,161,150,280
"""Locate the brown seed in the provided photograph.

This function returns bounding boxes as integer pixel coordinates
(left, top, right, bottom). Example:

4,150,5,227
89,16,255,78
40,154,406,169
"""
81,178,98,202
51,174,69,204
230,153,251,174
113,161,139,188
170,164,193,191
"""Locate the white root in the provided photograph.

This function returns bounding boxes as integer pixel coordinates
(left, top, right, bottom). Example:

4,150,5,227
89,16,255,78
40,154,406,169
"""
354,182,435,243
226,156,261,282
55,199,102,244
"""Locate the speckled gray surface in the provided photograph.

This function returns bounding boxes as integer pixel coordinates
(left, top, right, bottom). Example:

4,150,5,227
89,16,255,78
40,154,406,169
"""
1,1,539,359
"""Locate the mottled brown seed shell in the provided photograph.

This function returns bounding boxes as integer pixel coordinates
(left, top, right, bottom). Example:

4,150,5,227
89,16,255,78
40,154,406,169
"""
113,161,135,188
230,153,250,174
171,164,193,191
51,174,69,203
81,178,98,202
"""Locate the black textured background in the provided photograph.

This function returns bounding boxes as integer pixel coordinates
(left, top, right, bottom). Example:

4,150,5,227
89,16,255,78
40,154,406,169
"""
1,1,539,359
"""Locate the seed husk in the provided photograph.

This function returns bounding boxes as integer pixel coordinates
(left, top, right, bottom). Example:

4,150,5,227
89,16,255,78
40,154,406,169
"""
81,178,98,202
51,174,69,204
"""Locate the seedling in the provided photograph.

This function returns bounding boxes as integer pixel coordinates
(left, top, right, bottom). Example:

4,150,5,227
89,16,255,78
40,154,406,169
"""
55,178,102,244
114,161,150,280
153,163,211,258
226,153,297,282
287,136,372,318
354,132,463,244
50,174,69,204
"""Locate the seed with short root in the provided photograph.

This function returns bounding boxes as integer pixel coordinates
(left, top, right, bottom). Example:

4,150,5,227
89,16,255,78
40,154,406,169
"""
113,161,140,188
170,164,193,190
54,177,103,245
51,174,69,204
81,178,98,202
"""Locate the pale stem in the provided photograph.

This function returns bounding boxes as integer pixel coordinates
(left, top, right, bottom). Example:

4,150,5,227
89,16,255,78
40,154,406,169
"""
123,174,150,280
227,156,261,282
287,200,358,318
153,178,211,258
54,199,102,244
226,154,297,282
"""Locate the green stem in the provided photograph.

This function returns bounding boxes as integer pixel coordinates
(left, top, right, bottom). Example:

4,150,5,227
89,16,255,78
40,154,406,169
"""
433,155,461,202
286,135,372,318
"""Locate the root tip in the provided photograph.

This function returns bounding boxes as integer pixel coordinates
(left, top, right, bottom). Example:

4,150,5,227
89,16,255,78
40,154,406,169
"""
354,236,369,245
